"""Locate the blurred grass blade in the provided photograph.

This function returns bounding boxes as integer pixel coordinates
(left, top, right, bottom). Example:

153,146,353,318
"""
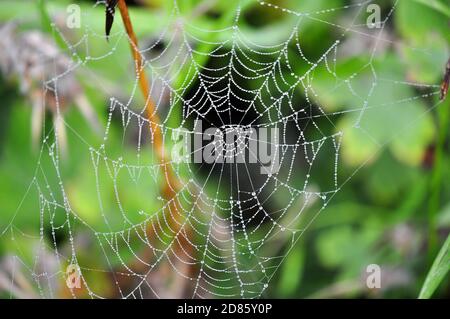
411,0,450,18
419,233,450,298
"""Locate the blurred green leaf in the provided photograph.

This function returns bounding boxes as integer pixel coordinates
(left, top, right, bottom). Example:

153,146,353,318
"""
308,56,369,112
396,0,450,43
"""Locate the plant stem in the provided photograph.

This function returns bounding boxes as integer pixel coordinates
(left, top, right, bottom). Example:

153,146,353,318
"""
428,97,450,262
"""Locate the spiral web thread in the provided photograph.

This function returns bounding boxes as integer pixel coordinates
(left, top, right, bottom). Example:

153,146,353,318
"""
0,0,442,299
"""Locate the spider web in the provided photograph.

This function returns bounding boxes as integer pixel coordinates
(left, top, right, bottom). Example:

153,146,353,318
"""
0,0,443,299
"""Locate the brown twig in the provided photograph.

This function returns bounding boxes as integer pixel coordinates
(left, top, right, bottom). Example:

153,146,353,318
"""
117,1,163,156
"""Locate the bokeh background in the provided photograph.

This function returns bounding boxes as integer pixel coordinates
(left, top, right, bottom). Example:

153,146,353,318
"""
0,0,449,299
